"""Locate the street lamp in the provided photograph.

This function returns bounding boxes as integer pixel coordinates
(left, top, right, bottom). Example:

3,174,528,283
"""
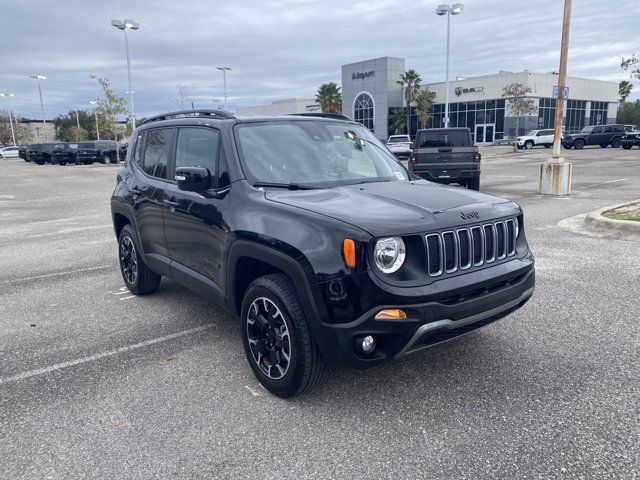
216,66,232,109
111,18,139,129
89,101,100,140
435,3,464,128
0,93,17,145
29,75,48,141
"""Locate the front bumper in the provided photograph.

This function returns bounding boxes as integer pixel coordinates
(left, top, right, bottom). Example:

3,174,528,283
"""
315,259,534,368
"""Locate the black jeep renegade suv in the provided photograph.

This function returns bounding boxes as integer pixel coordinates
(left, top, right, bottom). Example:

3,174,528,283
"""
111,110,535,397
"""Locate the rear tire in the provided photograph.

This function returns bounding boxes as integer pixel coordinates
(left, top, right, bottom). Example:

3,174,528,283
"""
574,139,585,150
118,224,161,295
241,273,327,398
599,144,608,148
467,177,480,191
101,154,112,165
544,144,551,148
610,138,622,148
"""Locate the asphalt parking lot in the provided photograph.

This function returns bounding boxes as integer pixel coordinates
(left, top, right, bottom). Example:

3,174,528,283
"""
1,147,639,479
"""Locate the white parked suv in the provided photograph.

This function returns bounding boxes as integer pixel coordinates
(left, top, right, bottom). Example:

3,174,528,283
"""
386,134,413,161
0,146,20,158
516,129,559,149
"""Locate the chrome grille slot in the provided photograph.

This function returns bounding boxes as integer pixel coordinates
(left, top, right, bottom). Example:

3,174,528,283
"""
442,231,458,273
495,221,506,259
457,229,472,270
426,234,443,276
470,226,484,266
484,224,496,263
506,219,516,255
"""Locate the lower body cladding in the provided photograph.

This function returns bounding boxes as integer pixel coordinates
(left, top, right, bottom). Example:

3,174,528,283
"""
313,260,535,368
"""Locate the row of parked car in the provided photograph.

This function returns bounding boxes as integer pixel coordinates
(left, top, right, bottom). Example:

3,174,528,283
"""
10,140,126,165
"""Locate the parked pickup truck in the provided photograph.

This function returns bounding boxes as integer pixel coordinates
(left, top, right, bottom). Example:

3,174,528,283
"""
409,128,481,190
386,134,413,162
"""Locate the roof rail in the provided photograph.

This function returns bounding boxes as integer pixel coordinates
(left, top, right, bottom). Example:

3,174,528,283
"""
142,109,235,125
288,112,353,121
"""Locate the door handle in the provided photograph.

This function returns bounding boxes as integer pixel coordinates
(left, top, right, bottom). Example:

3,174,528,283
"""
163,199,180,208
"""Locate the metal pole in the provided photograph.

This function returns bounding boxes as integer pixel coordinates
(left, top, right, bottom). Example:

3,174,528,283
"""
36,78,47,141
8,108,16,146
552,0,572,161
123,27,136,129
94,110,100,140
223,69,227,109
75,109,80,141
444,11,451,128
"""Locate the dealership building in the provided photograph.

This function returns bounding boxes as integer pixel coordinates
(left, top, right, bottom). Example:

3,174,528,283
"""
342,56,619,143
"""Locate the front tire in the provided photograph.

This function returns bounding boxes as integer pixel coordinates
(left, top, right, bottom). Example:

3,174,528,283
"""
241,273,327,398
101,154,112,165
118,224,161,295
622,144,632,150
524,141,534,150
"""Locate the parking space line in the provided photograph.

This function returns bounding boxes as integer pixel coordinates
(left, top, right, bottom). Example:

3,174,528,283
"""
576,178,627,190
3,265,113,284
0,324,216,385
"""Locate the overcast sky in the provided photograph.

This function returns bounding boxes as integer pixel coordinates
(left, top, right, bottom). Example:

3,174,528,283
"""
2,0,639,120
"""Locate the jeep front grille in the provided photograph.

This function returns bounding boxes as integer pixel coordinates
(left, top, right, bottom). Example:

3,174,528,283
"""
425,219,517,277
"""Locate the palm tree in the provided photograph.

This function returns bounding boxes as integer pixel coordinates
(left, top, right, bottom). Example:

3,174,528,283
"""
315,82,342,113
415,88,435,129
389,108,407,135
397,70,422,135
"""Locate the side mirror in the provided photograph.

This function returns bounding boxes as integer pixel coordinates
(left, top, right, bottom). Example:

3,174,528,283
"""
175,166,211,193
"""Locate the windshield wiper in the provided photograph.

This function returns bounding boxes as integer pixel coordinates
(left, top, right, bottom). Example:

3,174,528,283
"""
253,182,315,190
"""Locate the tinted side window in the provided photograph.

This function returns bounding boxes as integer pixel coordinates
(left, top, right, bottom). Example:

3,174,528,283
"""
175,128,220,178
604,126,612,133
143,129,172,178
592,126,603,134
133,132,145,165
613,125,624,132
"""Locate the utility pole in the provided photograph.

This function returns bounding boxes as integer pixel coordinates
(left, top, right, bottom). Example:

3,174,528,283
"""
75,109,81,141
539,0,573,196
30,75,48,141
0,93,17,145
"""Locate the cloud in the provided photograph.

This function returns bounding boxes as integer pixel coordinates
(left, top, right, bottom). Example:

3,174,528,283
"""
1,0,638,120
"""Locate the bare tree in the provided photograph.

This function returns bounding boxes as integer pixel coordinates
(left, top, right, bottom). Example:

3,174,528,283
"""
502,83,538,151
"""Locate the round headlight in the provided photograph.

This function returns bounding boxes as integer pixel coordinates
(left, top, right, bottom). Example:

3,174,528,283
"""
374,237,406,274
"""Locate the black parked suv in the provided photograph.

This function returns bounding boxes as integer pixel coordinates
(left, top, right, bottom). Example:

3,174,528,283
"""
51,143,78,165
409,128,481,190
111,110,535,397
562,124,625,149
18,145,27,160
75,140,119,164
26,143,56,165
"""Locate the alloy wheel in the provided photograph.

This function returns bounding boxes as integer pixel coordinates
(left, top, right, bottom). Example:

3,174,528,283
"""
120,235,138,285
246,297,291,380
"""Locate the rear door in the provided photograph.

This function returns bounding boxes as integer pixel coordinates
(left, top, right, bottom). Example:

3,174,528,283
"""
589,126,604,145
129,128,174,259
163,126,230,291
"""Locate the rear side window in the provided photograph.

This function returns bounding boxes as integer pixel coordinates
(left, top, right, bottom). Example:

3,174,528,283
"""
604,126,612,133
79,142,94,148
175,127,220,181
142,128,172,178
417,130,470,148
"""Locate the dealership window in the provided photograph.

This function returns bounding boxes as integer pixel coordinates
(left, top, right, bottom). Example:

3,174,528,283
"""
538,98,557,129
565,100,587,134
589,101,608,126
353,93,375,132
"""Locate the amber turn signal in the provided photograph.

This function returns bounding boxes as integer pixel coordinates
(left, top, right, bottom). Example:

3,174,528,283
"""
374,309,407,321
342,238,356,268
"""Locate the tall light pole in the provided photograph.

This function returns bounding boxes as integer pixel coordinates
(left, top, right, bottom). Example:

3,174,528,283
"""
29,75,48,141
0,93,17,145
89,101,100,140
74,108,81,141
436,3,463,128
111,19,139,128
539,0,573,195
216,66,232,109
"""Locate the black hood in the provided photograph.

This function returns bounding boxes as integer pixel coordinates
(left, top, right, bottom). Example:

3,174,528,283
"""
266,180,519,237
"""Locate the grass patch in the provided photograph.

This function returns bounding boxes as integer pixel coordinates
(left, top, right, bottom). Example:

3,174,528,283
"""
602,202,640,222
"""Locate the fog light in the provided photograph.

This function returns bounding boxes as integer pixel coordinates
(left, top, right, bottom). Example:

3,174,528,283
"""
361,335,376,354
375,309,407,321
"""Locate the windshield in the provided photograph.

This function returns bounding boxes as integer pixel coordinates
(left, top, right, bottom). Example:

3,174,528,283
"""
236,121,409,188
580,126,594,134
525,130,538,136
416,130,470,148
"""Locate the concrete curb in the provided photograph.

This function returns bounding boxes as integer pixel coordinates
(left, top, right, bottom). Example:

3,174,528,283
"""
584,199,640,238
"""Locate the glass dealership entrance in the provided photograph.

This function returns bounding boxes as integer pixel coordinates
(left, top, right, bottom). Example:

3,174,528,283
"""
475,124,495,144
